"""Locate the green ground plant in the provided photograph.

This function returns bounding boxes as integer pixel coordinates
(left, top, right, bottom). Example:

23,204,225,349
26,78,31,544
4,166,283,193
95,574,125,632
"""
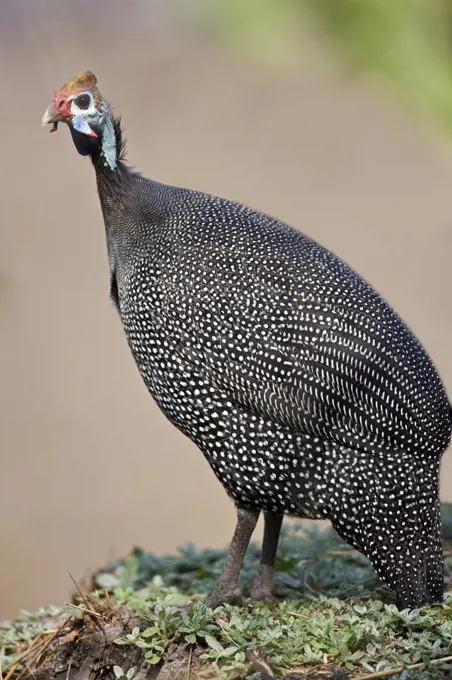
2,504,452,679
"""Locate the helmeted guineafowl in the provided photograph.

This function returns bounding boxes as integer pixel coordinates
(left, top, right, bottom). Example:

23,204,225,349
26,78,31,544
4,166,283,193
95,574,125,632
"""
42,71,451,609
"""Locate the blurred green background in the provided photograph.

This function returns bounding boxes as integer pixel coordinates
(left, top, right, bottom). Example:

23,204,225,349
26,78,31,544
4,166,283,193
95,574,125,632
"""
205,0,452,143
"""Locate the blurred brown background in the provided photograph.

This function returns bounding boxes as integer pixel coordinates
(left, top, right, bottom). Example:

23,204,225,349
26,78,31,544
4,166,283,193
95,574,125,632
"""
0,0,451,620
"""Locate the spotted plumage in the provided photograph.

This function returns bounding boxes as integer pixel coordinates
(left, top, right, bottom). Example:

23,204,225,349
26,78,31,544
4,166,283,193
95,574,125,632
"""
42,72,451,609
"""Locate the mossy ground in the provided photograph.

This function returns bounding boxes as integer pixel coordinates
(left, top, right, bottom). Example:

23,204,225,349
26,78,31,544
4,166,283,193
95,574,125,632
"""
2,505,452,679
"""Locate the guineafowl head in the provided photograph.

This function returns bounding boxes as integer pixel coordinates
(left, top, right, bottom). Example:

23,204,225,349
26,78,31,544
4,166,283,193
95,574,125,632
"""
42,70,122,170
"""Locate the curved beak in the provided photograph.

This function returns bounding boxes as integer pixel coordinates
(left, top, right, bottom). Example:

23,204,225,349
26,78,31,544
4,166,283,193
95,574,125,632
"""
42,97,70,133
41,101,58,126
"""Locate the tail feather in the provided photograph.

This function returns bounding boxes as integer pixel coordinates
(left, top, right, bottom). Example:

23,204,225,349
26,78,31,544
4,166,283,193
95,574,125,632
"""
295,443,444,608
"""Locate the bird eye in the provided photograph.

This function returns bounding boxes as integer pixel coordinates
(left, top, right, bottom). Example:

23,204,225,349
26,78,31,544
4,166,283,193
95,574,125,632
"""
74,93,91,110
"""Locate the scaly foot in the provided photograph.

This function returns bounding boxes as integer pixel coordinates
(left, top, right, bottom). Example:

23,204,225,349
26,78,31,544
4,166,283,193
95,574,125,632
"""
205,587,246,608
248,585,275,606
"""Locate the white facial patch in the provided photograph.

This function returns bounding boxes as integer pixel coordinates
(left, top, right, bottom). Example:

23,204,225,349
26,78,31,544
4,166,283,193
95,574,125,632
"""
68,91,117,170
70,91,97,117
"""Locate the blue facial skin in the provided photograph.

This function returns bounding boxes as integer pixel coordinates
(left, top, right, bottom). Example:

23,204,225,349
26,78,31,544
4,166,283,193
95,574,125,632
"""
69,104,117,170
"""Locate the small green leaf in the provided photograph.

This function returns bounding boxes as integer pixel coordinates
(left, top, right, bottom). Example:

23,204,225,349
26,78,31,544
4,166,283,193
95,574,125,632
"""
180,610,190,626
95,573,121,589
204,634,224,652
218,645,240,658
353,605,367,615
144,651,162,665
134,640,151,649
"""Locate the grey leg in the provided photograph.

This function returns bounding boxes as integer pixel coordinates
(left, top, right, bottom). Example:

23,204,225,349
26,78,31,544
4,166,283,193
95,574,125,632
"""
207,505,260,607
250,511,283,604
